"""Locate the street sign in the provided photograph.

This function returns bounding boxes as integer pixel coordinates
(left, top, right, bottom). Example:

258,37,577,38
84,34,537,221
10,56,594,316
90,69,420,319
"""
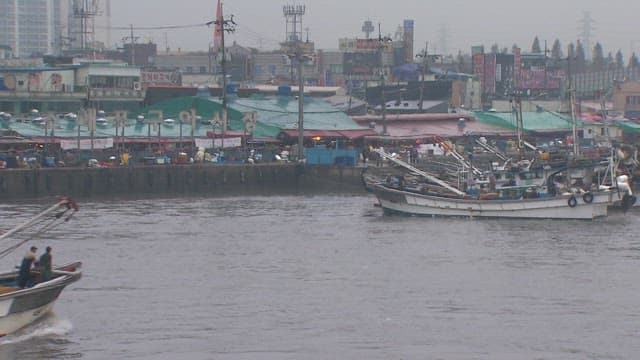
210,110,227,130
179,109,198,127
145,110,164,124
114,111,128,127
79,108,97,131
243,111,258,133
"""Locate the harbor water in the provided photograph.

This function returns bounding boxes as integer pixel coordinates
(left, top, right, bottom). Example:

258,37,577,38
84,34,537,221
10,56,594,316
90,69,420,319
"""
0,195,639,359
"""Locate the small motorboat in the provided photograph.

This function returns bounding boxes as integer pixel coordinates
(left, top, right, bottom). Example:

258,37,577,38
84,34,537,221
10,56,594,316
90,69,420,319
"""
0,198,81,337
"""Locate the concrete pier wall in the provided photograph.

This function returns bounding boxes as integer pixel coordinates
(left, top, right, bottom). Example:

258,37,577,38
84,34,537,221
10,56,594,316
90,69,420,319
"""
0,164,367,200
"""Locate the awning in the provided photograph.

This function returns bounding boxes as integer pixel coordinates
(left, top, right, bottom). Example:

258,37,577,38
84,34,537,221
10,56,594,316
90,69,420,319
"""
280,129,376,139
337,129,378,139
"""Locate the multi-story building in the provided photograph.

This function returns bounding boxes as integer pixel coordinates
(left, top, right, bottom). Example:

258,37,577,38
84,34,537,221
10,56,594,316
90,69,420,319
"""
0,60,143,114
152,43,252,86
613,81,640,118
0,0,63,58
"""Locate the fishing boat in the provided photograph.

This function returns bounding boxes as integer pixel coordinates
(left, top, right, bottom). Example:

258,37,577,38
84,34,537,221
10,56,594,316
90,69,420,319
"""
369,150,620,220
0,198,81,337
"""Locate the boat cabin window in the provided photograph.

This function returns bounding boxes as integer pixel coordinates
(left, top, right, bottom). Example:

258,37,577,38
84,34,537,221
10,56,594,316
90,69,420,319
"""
519,170,543,180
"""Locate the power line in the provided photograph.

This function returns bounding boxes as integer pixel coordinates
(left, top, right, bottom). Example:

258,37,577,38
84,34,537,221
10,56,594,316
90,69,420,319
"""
105,23,207,30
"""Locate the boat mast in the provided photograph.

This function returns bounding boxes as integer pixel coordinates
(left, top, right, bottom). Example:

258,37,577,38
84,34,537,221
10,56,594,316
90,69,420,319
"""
374,149,467,197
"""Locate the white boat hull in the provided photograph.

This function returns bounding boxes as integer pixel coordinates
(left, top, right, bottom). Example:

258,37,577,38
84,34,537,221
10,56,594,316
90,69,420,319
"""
373,185,612,220
0,301,55,336
0,262,81,337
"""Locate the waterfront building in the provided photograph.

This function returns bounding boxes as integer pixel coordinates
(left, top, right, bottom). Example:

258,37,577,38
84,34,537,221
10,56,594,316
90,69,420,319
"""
0,60,143,114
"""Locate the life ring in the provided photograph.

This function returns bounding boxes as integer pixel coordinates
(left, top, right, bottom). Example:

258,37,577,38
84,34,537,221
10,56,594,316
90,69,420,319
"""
568,196,577,208
582,192,593,204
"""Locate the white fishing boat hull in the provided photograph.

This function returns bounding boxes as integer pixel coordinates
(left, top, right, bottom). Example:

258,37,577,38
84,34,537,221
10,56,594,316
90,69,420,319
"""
0,301,56,336
373,185,612,220
0,263,81,337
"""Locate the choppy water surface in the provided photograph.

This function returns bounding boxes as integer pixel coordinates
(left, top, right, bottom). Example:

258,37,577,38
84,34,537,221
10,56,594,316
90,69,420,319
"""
0,196,639,359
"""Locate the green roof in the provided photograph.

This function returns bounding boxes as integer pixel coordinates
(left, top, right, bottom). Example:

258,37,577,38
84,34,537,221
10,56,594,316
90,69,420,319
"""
474,111,581,131
228,96,365,131
139,96,280,138
2,95,363,139
617,121,640,134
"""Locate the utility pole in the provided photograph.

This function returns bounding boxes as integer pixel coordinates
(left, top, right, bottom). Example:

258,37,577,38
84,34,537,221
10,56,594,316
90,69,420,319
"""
544,40,548,94
207,7,236,156
564,45,580,157
122,24,139,66
377,24,392,135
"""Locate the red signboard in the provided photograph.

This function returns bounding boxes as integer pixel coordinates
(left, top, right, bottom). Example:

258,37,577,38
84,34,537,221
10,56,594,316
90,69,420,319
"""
514,47,522,89
141,71,179,85
356,39,379,50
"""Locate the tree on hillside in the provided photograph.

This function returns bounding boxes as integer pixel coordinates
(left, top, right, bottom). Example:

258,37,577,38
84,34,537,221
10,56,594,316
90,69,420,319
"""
456,51,465,72
591,42,605,71
551,39,563,61
575,41,587,72
531,36,542,53
606,52,614,69
629,53,640,69
567,43,576,73
615,50,624,69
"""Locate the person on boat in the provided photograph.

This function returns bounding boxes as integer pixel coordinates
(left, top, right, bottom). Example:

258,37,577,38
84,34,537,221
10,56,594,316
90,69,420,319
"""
17,246,38,288
38,246,52,282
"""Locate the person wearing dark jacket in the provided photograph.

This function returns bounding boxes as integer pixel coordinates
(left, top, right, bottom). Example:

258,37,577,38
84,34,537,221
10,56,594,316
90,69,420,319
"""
17,246,38,288
38,246,52,282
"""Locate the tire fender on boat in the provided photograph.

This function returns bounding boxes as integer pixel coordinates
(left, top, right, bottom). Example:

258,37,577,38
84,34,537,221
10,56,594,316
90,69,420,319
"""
582,192,594,204
568,195,578,208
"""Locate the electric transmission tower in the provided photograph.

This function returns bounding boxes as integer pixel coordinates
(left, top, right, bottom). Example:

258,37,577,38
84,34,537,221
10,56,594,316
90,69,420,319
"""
438,23,449,56
578,11,596,61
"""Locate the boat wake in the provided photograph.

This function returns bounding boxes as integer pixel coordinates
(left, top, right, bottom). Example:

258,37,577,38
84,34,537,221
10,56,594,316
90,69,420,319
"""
0,314,73,345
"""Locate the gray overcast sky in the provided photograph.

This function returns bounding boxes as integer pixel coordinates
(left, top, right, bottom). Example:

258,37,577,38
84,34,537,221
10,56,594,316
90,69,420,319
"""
109,0,640,58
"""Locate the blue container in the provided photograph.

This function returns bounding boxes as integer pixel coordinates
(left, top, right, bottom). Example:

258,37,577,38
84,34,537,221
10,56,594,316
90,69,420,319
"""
334,156,355,166
226,83,237,94
278,85,292,96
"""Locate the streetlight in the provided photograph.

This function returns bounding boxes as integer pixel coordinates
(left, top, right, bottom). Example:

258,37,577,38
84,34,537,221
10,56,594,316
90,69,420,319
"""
285,43,312,162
